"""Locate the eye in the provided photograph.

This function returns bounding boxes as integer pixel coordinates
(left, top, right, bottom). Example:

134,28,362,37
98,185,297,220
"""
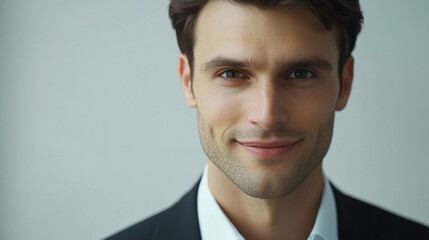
220,70,245,79
288,69,314,79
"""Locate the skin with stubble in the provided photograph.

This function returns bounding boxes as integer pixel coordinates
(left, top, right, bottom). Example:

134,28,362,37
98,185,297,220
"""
179,1,354,239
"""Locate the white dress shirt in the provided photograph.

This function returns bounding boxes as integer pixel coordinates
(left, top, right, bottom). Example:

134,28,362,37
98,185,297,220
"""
197,165,338,240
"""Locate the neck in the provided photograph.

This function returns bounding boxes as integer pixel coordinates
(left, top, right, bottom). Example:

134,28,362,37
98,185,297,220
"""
207,161,325,240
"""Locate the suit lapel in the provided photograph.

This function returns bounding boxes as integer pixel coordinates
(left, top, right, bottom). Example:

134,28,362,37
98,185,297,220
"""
331,183,359,240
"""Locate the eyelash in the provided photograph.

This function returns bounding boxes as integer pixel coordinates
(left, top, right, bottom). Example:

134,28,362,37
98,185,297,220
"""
218,69,249,80
288,69,317,79
217,68,317,80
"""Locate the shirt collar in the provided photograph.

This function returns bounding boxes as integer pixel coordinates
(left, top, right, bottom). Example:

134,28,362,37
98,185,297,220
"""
308,176,338,240
197,165,245,240
197,164,338,240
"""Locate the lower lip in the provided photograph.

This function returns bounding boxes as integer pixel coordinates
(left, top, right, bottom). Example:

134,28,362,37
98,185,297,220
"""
239,142,297,158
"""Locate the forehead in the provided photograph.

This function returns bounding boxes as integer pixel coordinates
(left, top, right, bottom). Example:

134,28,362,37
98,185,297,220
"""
193,1,339,69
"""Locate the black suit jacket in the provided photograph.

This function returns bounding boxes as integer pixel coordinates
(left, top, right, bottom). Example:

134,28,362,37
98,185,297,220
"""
106,181,429,239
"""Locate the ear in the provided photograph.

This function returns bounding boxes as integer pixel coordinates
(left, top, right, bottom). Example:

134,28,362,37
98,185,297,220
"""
179,54,197,108
336,56,354,111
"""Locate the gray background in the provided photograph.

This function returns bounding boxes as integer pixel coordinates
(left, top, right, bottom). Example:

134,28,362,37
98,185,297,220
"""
1,0,428,239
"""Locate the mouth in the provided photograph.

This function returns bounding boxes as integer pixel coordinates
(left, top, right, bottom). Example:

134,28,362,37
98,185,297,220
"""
236,140,299,158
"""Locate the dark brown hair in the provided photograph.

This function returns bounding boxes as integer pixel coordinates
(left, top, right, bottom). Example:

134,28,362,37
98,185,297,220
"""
169,0,363,81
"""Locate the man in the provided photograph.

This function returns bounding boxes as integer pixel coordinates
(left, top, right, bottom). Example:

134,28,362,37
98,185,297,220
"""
106,0,429,239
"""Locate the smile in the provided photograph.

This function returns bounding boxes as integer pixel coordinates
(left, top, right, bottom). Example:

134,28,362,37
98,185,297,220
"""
237,140,299,158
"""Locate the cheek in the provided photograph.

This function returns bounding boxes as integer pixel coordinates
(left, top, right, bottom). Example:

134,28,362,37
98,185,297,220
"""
288,90,338,129
196,86,244,137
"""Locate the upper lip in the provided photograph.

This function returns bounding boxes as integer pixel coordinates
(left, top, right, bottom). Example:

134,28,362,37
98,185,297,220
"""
237,140,298,148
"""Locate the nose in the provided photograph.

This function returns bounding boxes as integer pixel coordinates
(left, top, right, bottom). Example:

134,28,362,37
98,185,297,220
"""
247,79,288,130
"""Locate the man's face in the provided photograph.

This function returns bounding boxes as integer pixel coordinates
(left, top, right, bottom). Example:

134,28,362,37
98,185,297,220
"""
180,1,353,199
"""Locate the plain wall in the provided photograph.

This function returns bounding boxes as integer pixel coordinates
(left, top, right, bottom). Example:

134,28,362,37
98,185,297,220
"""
1,0,428,239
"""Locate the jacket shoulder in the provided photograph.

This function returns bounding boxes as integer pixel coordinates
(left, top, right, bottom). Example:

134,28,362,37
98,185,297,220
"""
332,184,429,239
105,209,165,240
105,180,202,240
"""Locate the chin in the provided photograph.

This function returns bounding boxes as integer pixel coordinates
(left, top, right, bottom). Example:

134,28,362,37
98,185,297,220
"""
230,164,306,199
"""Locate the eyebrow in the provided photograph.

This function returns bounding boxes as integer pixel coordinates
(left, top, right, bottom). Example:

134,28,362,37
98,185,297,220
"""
201,56,261,72
277,58,334,72
201,56,334,73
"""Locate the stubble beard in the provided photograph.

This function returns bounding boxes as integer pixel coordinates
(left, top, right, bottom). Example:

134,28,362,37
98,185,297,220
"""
197,111,335,199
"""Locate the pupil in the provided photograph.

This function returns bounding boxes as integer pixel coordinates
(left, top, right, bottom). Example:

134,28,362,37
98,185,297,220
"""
227,71,238,78
296,70,306,78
